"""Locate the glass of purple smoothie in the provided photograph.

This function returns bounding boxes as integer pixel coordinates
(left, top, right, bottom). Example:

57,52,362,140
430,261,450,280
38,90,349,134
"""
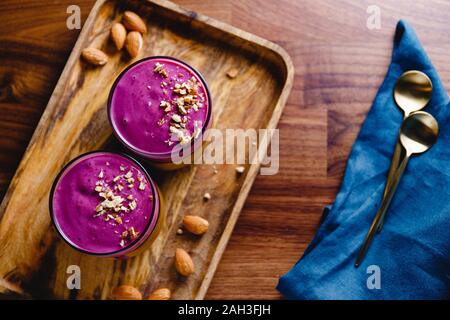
50,151,162,258
107,56,212,170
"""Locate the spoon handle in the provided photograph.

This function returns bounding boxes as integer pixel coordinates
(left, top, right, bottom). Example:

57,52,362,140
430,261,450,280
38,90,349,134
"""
355,154,409,267
377,139,406,232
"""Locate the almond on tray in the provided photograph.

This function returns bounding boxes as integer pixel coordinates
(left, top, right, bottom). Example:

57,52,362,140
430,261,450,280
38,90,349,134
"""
125,31,143,58
175,248,195,276
112,285,142,300
122,11,147,34
183,215,209,235
147,288,171,300
110,22,127,50
81,47,108,66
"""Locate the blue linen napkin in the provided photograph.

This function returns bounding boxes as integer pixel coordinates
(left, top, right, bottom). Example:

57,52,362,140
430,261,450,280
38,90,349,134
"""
277,20,450,300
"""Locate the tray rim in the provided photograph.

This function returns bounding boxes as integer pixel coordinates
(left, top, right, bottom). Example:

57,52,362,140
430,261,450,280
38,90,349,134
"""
0,0,294,299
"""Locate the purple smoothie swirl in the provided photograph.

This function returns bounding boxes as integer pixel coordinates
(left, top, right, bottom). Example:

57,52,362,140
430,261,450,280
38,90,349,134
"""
50,151,160,256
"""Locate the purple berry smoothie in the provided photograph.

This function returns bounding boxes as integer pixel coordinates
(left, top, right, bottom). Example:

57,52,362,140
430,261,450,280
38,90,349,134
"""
50,151,160,256
108,56,212,162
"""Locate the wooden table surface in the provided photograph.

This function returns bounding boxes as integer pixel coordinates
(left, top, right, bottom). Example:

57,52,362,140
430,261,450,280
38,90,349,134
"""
1,0,450,299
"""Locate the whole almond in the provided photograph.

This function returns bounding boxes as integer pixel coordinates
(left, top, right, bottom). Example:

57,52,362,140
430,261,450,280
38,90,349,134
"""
112,285,142,300
110,22,126,50
81,48,108,66
175,248,194,276
226,68,239,79
122,11,147,34
183,215,209,235
125,31,143,58
148,288,171,300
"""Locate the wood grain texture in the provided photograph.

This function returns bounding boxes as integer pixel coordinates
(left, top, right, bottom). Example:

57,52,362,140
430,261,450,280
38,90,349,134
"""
1,0,450,299
0,0,292,299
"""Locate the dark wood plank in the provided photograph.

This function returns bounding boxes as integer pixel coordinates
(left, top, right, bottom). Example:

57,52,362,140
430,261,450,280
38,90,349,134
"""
1,0,450,299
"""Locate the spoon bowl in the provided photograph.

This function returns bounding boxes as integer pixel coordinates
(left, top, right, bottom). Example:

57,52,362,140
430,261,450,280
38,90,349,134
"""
400,111,439,155
394,70,433,116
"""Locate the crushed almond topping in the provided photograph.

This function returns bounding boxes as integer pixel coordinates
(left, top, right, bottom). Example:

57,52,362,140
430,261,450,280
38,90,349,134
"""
178,104,187,115
169,126,191,144
127,194,134,200
203,192,211,201
115,216,123,224
154,62,168,77
160,100,171,112
119,239,125,247
127,177,135,184
129,200,137,210
124,171,133,179
129,227,138,240
128,184,134,189
113,175,122,182
95,185,103,192
138,181,146,190
154,66,205,148
172,114,182,123
120,165,126,171
98,170,104,179
158,118,166,126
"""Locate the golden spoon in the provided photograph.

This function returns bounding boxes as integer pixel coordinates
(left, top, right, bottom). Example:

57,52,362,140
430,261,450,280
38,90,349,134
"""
355,111,438,267
378,70,432,231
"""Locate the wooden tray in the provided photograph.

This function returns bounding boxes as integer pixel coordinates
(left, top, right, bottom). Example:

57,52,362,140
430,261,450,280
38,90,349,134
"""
0,0,293,299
